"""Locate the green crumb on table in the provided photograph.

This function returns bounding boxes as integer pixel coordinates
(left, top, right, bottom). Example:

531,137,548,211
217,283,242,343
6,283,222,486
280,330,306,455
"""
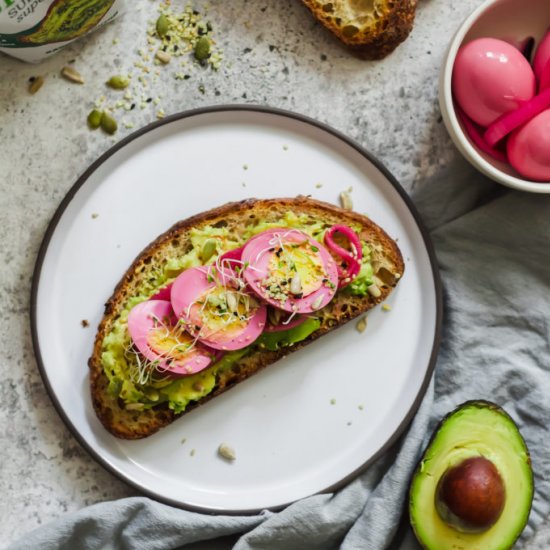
198,84,206,94
243,164,249,170
330,398,336,405
283,144,289,150
358,404,364,411
181,437,187,445
382,304,392,311
190,448,196,457
315,183,323,188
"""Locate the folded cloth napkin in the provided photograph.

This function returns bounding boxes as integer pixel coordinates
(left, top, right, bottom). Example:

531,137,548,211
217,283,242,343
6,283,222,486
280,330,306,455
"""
9,159,550,550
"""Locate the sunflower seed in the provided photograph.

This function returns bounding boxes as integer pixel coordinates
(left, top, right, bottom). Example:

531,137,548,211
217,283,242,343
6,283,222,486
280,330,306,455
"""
218,443,236,461
290,274,302,295
356,316,367,333
61,66,84,84
28,75,44,94
339,190,353,210
156,50,172,64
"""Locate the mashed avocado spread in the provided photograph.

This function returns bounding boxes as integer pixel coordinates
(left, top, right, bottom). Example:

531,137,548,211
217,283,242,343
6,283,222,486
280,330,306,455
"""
101,211,374,413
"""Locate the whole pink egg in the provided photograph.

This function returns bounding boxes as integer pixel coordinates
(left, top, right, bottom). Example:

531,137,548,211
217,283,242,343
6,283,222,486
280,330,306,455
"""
453,38,536,127
507,110,550,182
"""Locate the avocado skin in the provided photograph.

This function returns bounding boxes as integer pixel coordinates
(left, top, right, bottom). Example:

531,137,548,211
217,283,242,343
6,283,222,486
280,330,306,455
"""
409,400,534,550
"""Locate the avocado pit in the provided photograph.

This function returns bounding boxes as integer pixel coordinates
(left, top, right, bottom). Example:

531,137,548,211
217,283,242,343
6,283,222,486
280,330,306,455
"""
435,456,505,532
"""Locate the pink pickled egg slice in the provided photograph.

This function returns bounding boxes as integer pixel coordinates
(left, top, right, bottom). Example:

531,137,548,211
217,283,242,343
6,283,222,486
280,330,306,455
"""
242,228,338,314
171,266,267,351
453,38,536,127
127,300,214,376
507,109,550,182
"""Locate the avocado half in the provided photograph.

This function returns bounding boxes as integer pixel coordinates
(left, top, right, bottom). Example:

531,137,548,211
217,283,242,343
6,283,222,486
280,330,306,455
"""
409,400,534,550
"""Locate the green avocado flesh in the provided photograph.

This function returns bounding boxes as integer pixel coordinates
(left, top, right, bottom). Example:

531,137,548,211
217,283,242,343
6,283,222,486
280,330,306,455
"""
101,211,374,413
409,401,534,550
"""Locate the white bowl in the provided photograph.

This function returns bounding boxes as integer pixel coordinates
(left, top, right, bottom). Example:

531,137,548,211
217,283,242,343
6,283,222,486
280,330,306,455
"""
439,0,550,193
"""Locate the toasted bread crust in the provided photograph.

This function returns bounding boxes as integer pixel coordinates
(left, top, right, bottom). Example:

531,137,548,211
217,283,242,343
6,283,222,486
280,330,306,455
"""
89,197,404,439
301,0,417,60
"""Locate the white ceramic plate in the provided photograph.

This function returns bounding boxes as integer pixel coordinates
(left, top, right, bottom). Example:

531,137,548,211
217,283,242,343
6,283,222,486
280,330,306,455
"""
32,106,441,513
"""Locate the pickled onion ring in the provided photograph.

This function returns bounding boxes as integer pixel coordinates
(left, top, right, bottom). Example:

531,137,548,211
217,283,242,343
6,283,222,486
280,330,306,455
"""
484,88,550,147
323,224,363,287
455,106,508,162
264,311,308,332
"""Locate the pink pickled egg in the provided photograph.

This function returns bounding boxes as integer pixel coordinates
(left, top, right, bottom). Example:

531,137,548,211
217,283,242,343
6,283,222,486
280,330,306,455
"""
453,38,536,127
242,228,338,314
127,300,214,376
533,29,550,91
507,109,550,182
170,266,267,350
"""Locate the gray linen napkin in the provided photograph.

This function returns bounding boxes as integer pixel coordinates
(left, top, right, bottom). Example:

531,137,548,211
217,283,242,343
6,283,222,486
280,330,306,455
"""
9,160,550,550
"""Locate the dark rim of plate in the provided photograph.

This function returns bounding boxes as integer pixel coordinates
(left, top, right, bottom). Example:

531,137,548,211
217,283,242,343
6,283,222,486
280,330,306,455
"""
30,104,443,515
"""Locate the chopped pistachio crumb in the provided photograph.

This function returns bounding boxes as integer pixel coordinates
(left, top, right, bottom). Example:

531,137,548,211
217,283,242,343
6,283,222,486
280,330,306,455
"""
382,304,392,312
243,164,249,170
315,183,323,189
358,405,364,411
330,398,336,405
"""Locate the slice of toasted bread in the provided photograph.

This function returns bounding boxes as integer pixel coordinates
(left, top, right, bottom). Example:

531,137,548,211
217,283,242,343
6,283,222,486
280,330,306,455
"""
89,197,404,439
301,0,417,60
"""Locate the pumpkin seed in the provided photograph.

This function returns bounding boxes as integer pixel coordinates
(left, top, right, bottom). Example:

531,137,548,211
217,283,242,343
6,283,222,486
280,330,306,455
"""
106,75,130,90
218,443,236,461
194,36,211,61
201,239,217,262
156,14,169,37
156,50,172,64
28,75,44,94
87,109,102,129
100,112,118,135
61,66,85,84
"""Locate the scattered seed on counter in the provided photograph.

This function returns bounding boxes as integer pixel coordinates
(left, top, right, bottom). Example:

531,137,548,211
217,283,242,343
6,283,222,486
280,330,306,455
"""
330,398,336,405
61,66,85,84
382,304,392,312
81,319,90,328
28,75,44,95
91,213,99,219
